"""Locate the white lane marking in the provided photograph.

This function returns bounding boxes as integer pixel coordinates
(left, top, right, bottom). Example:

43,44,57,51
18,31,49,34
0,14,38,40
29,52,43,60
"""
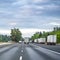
20,56,22,60
32,44,60,55
21,50,23,52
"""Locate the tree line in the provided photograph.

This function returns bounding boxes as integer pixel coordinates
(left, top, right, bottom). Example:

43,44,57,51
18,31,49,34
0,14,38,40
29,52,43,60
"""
0,35,10,42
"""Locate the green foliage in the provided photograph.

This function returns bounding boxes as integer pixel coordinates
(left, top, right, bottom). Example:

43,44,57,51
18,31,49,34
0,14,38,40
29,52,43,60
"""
54,27,60,31
11,28,22,42
54,30,60,43
31,32,42,40
0,35,10,42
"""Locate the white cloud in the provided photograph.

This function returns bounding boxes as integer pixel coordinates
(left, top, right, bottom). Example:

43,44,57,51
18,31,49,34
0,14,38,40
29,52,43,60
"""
12,0,28,6
32,5,44,10
32,4,60,11
33,4,60,11
33,0,48,3
33,0,43,2
49,22,60,26
0,9,13,15
36,6,44,10
0,29,10,35
45,4,60,10
9,22,17,26
35,11,43,15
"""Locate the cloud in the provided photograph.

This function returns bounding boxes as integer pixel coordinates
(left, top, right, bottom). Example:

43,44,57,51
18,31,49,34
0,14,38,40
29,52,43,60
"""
0,0,60,19
44,4,60,10
9,22,17,26
12,0,28,6
33,0,49,3
0,9,13,15
35,6,44,10
0,29,10,35
33,4,60,11
49,22,60,26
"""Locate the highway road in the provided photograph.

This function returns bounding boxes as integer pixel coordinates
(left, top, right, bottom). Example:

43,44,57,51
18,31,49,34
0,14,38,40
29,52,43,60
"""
0,43,60,60
33,43,60,53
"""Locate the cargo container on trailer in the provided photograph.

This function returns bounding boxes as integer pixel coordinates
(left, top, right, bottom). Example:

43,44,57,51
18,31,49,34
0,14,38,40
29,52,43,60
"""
24,37,29,44
34,39,38,43
47,35,56,45
38,38,46,44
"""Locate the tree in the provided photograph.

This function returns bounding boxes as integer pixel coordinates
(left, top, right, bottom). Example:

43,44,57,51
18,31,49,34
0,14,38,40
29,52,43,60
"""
31,32,42,42
0,35,11,42
10,28,22,42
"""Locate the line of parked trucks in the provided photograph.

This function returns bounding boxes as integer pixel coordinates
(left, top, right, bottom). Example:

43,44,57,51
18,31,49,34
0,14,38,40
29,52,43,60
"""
24,35,57,45
34,35,57,45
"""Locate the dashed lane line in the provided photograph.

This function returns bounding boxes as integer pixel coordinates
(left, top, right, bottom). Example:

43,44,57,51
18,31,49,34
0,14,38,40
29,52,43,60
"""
20,56,22,60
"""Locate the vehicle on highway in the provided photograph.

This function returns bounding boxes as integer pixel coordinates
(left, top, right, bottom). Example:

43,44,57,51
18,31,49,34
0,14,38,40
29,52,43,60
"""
47,35,57,45
24,37,29,44
34,39,38,43
19,41,22,43
38,38,46,44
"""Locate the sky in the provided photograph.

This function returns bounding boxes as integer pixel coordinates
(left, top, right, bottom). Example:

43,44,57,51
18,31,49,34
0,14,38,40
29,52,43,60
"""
0,0,60,37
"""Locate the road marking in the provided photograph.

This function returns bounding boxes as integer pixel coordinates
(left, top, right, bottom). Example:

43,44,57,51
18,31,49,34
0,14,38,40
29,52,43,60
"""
32,44,60,55
20,56,22,60
21,50,23,52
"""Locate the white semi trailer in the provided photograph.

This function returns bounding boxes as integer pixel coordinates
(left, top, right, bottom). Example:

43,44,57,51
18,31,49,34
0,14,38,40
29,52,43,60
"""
38,38,46,44
24,37,29,44
34,39,38,43
47,35,57,45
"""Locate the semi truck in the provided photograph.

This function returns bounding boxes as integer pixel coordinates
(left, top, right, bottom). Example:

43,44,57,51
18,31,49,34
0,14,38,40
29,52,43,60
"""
38,38,46,44
34,39,38,43
24,37,29,44
47,35,57,45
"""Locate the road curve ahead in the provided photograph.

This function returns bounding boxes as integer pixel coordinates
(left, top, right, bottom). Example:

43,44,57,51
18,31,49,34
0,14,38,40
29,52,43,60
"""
0,43,60,60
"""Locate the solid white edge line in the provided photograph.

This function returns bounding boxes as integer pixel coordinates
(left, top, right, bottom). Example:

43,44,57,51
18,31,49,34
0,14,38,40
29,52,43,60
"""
33,44,60,55
20,56,22,60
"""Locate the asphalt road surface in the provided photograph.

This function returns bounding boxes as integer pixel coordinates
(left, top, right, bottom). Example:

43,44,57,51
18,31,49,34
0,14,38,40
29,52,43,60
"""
0,43,60,60
33,43,60,53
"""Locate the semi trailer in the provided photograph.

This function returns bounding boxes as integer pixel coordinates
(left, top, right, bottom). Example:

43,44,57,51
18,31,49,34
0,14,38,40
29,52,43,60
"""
47,35,57,45
34,39,38,43
24,37,29,44
38,38,46,44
